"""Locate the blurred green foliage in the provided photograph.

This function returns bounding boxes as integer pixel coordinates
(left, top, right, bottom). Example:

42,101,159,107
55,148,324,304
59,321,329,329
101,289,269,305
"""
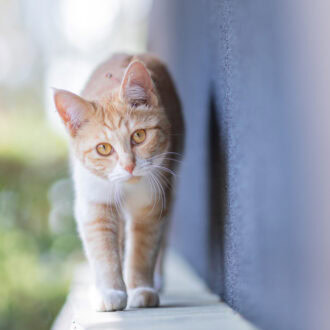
0,110,81,330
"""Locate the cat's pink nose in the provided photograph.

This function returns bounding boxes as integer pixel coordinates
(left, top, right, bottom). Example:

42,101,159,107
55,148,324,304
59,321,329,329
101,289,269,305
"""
124,163,135,174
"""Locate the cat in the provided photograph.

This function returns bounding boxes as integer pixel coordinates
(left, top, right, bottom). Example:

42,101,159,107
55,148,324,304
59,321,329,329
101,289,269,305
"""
53,53,184,311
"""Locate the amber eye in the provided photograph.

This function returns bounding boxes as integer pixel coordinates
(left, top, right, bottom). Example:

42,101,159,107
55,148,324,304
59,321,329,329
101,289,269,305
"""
132,129,146,145
96,143,112,156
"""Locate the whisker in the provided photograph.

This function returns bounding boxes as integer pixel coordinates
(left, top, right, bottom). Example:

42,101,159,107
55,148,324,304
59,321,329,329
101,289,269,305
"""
147,174,158,215
151,165,177,177
148,172,160,208
150,171,166,217
148,151,182,161
155,171,172,188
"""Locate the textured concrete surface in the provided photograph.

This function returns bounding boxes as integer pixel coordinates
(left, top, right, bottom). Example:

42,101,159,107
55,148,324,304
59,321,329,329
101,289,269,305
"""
52,252,255,330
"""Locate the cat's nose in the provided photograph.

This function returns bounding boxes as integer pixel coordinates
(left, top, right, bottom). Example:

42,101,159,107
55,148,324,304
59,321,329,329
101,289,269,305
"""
124,163,135,174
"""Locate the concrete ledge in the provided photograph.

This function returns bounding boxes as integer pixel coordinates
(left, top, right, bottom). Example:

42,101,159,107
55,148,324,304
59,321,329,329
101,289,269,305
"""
52,252,256,330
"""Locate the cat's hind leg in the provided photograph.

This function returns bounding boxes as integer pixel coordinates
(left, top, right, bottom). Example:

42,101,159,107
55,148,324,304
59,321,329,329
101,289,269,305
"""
154,227,167,292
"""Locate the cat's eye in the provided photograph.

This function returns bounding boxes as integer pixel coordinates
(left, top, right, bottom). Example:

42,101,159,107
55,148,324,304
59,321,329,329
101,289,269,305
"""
132,129,146,145
96,143,113,156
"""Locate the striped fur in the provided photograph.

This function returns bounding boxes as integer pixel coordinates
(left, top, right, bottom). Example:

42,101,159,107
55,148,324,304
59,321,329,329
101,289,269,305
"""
54,54,184,311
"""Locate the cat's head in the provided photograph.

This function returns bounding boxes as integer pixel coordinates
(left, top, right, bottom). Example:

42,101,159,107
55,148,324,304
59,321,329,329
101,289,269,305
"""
53,60,171,183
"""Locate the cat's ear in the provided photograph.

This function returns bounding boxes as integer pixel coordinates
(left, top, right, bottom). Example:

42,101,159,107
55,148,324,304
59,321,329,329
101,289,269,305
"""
120,60,158,107
53,89,93,136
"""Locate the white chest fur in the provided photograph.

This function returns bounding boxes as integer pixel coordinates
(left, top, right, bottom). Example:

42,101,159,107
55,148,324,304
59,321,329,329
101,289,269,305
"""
73,158,153,223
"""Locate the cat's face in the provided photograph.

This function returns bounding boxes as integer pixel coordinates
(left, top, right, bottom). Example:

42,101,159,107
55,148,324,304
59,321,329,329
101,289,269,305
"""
54,60,170,183
72,102,169,182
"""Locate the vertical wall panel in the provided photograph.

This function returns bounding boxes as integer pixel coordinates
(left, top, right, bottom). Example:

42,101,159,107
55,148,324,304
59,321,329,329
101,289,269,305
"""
149,1,330,329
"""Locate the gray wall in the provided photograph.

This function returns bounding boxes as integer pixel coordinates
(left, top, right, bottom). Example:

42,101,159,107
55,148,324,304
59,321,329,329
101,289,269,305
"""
149,1,330,330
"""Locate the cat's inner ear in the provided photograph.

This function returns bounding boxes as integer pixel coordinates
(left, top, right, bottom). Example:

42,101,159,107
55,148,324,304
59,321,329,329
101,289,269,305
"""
120,60,157,107
53,89,92,136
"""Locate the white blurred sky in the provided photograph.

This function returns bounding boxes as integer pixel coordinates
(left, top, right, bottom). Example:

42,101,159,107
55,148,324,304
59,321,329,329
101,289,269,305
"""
0,0,153,131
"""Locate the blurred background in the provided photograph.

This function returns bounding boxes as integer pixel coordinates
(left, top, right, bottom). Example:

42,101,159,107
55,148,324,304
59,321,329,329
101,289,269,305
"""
0,0,152,329
2,1,330,330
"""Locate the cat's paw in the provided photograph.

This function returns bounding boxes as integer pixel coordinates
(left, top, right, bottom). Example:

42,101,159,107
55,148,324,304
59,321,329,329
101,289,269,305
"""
90,286,127,312
127,287,159,308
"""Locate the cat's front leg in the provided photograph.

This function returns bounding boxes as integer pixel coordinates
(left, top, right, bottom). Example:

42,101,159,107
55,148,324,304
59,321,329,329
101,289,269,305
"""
124,208,164,308
78,202,127,311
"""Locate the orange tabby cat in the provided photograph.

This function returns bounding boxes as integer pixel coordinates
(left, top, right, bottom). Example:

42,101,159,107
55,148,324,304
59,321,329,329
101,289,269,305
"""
53,54,184,311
